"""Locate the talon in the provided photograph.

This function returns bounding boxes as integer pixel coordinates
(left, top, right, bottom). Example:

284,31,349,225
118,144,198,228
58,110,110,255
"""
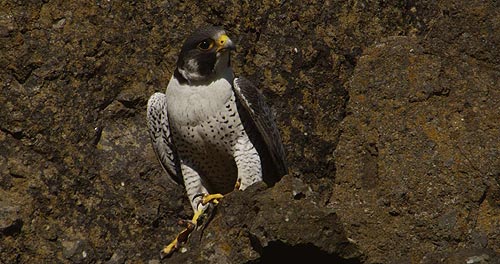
202,193,224,205
234,179,241,190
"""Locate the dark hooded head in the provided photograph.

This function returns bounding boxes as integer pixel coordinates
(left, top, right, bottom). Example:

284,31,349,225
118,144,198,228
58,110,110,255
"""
174,26,236,84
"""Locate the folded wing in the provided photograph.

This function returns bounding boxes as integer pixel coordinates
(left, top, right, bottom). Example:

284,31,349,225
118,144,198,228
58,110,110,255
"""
233,77,288,179
147,93,183,185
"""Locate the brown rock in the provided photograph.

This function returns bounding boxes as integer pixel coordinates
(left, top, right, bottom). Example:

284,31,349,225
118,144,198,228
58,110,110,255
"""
0,1,498,263
168,177,362,263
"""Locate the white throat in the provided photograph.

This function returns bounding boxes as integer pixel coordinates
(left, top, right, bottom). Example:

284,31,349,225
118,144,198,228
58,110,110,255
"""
165,67,235,126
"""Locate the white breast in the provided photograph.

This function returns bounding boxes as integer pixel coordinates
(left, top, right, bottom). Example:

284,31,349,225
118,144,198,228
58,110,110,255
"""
165,70,234,127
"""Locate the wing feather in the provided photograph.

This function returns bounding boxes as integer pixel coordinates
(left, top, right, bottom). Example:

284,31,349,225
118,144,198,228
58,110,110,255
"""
233,77,288,177
146,93,183,185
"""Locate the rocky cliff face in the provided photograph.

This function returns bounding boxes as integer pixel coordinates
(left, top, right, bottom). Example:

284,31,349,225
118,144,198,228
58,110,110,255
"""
1,1,498,263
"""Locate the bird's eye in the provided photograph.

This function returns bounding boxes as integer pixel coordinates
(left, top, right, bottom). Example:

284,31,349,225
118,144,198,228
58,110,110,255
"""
197,39,214,50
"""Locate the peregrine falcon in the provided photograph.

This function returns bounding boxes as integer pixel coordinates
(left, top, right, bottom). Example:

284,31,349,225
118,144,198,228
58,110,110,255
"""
147,26,287,256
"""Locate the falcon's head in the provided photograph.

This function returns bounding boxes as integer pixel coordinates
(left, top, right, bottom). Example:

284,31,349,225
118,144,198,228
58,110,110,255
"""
174,26,236,85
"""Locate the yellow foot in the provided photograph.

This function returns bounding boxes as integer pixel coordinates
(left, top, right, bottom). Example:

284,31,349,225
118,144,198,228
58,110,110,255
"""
201,193,224,205
160,237,178,258
160,215,197,258
191,207,204,225
160,194,223,258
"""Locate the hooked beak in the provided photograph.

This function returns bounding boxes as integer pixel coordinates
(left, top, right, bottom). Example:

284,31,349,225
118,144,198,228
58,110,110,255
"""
215,34,236,52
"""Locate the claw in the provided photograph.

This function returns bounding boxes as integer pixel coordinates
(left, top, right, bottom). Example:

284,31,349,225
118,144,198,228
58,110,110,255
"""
234,179,241,190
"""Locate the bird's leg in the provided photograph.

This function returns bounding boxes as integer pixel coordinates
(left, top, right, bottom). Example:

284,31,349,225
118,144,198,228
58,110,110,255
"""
233,139,263,190
160,164,212,258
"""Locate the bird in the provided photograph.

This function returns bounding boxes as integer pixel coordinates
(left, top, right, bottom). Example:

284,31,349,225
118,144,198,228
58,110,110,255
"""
146,26,287,257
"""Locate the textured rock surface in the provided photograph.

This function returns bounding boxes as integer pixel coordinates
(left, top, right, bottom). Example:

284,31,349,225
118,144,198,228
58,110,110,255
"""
332,35,499,263
0,0,498,263
168,177,361,263
421,248,500,264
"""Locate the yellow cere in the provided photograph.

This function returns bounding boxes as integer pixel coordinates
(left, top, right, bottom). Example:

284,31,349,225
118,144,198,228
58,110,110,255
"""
217,34,229,48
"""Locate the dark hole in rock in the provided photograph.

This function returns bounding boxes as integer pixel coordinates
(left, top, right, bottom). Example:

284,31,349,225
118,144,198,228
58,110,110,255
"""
1,219,23,237
293,192,306,200
12,131,23,140
247,240,362,264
